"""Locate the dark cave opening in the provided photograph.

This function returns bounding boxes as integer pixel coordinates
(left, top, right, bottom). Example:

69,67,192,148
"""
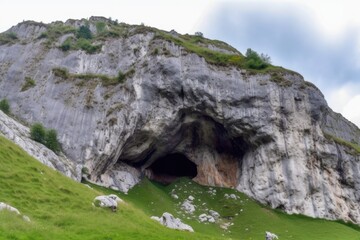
146,153,197,184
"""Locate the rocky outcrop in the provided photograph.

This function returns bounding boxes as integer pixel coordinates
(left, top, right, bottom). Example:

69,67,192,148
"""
1,18,360,224
0,111,79,180
151,212,194,232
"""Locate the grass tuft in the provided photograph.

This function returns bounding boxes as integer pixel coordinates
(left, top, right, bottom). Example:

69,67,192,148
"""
52,67,134,86
21,77,36,92
323,132,360,154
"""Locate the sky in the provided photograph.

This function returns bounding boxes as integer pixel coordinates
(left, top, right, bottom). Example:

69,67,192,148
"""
1,0,360,127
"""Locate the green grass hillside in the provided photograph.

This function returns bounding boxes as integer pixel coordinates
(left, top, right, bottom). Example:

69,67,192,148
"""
0,135,360,240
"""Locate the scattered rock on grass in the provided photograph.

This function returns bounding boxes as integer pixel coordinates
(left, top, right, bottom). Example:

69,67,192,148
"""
198,213,215,223
224,193,239,200
209,209,220,219
93,194,123,211
0,202,20,215
181,199,195,213
265,231,279,240
151,212,194,232
0,202,30,222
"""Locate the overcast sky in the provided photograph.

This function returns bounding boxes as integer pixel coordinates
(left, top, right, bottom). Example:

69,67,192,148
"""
1,0,360,127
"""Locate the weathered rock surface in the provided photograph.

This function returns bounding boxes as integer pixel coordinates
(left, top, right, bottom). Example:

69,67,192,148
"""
265,231,279,240
1,18,360,224
151,212,194,232
0,111,79,180
199,213,215,223
181,199,195,214
94,194,123,209
209,210,220,219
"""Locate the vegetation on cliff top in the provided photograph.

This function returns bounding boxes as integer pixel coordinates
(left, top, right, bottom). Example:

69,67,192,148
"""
0,18,299,76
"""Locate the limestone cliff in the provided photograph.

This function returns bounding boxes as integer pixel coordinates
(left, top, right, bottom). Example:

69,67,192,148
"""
0,111,79,180
0,17,360,223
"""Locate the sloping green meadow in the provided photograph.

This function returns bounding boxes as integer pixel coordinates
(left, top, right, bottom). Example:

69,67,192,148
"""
0,135,359,240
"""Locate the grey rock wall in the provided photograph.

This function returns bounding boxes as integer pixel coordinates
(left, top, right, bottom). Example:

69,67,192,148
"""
0,110,79,180
1,20,360,224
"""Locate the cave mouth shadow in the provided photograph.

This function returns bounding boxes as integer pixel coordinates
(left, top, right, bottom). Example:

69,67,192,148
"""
146,153,197,185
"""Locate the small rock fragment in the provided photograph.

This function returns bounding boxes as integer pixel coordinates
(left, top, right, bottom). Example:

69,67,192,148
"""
151,212,194,232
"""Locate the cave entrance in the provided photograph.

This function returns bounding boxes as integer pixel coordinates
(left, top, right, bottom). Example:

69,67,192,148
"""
147,153,197,184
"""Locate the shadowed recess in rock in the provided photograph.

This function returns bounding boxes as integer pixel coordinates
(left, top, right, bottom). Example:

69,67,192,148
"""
147,153,197,184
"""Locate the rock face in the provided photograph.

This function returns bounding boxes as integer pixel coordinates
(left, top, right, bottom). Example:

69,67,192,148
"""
0,111,79,180
151,212,194,232
1,18,360,224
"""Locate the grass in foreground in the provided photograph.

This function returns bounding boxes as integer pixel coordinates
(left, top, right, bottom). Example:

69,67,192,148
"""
0,135,216,240
0,135,360,239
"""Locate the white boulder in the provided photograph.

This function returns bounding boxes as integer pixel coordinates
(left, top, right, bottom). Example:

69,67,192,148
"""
0,202,20,215
224,193,239,200
198,213,215,223
94,194,123,209
0,202,30,222
151,212,194,232
171,194,179,199
209,209,220,219
181,200,195,213
266,231,279,240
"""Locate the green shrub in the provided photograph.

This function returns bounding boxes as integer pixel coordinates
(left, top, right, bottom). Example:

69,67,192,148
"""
6,32,18,40
0,99,10,114
37,32,48,39
77,25,92,39
244,48,269,70
41,24,76,47
21,77,36,91
96,22,106,34
0,32,19,45
30,123,46,144
117,71,126,83
151,48,159,55
30,123,61,153
45,129,60,153
52,68,69,79
76,38,101,54
60,37,73,51
194,31,203,37
269,72,292,87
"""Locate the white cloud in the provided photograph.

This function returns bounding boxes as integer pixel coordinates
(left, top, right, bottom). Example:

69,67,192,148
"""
326,83,360,127
0,0,214,34
343,95,360,127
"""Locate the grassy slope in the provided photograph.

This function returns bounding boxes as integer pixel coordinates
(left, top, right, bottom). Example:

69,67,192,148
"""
0,135,215,240
115,179,360,240
0,135,360,239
